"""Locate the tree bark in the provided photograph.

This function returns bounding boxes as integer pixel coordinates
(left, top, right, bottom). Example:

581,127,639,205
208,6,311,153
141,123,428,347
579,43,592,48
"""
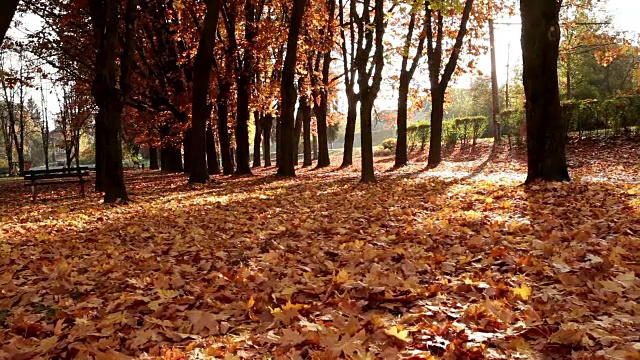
521,0,570,183
277,0,307,177
253,111,262,167
94,108,105,190
489,17,501,144
293,100,303,165
312,133,318,160
161,144,183,172
234,0,257,175
183,128,192,173
206,121,220,174
0,0,19,46
262,114,273,166
89,0,136,203
341,93,357,167
189,0,220,183
216,81,234,174
428,88,445,167
395,72,410,167
360,98,375,182
302,96,312,167
149,145,159,170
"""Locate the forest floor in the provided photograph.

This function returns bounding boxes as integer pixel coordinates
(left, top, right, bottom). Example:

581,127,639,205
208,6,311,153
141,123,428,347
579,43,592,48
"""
0,137,639,359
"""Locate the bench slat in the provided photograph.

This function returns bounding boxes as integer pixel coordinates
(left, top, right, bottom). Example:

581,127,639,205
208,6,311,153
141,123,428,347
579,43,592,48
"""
24,179,89,186
25,172,89,181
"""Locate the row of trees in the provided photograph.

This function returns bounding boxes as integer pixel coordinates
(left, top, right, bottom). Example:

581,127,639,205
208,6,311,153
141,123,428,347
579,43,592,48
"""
0,0,579,201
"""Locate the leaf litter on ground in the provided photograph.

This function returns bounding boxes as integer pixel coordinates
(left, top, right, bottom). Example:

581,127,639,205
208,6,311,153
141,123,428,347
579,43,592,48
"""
0,138,638,359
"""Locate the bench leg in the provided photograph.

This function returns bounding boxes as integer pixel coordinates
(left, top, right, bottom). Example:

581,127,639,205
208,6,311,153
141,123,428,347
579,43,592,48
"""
31,182,36,201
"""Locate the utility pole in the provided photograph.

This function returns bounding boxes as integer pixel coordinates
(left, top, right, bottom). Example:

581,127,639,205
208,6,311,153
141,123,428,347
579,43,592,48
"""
505,43,510,109
489,16,501,144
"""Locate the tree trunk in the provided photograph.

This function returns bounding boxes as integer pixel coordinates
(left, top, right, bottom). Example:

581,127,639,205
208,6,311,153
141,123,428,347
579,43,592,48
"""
302,97,312,167
235,76,252,175
216,81,234,175
395,72,410,167
183,128,192,173
521,0,570,183
149,145,159,170
489,17,501,144
314,100,330,168
253,111,261,167
206,121,220,174
360,97,375,182
0,0,18,46
312,133,318,160
293,101,303,165
262,114,273,167
161,144,183,172
189,0,220,183
277,0,307,177
428,88,445,168
89,0,136,203
94,108,106,190
340,93,357,167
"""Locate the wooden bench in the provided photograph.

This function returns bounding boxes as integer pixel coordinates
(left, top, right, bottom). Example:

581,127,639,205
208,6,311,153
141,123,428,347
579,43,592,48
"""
24,167,91,201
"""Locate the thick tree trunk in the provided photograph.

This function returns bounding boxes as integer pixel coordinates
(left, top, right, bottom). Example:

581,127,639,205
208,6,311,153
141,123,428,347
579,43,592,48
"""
428,88,445,168
340,93,357,167
395,73,410,167
277,0,307,176
161,144,183,172
0,0,19,46
360,98,375,182
302,97,312,167
314,102,330,168
94,108,105,190
312,133,318,160
189,0,220,183
262,114,273,167
216,82,234,175
253,111,261,167
149,145,159,170
275,117,281,167
521,0,569,183
206,122,220,174
235,75,252,175
89,0,136,203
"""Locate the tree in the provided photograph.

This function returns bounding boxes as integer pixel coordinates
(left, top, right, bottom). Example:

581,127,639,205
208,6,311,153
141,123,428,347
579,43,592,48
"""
355,0,387,182
309,0,336,169
425,0,475,168
277,0,307,177
394,0,428,167
0,0,19,46
338,0,359,168
89,0,139,202
190,0,221,183
520,0,570,183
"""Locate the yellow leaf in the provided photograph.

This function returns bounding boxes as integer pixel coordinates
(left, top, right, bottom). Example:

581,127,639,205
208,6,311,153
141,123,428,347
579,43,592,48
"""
512,283,532,301
384,325,411,342
246,295,255,309
333,269,349,284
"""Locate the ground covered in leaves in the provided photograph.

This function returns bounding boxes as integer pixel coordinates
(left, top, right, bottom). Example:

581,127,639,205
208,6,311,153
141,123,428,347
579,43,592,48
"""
1,138,639,359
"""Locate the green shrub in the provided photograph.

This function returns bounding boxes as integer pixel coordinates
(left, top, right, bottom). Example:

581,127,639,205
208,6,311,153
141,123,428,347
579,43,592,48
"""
561,96,640,136
442,119,458,147
381,138,397,151
407,120,430,151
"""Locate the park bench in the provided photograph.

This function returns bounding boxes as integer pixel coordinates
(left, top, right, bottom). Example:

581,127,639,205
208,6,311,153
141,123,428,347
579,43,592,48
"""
24,167,92,201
